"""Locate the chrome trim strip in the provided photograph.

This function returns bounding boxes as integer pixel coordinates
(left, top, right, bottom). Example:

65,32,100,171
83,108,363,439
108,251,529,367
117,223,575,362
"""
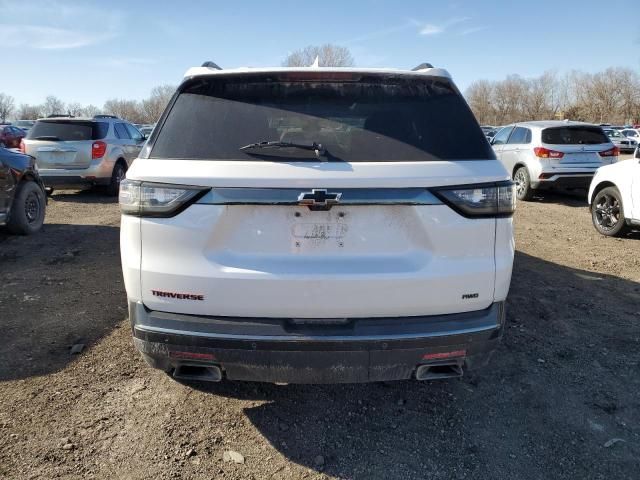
196,187,442,205
135,323,497,342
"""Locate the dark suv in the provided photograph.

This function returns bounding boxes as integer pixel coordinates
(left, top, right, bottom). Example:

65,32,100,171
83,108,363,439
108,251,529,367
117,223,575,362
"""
0,147,46,234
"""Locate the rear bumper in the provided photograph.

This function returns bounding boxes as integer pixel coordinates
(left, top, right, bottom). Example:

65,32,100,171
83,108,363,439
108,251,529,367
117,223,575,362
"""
39,161,116,188
40,175,111,188
129,301,506,383
532,171,595,190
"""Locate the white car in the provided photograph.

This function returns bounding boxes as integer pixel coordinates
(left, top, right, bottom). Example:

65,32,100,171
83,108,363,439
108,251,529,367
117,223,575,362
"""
119,61,515,384
492,121,617,200
620,128,640,142
588,147,640,236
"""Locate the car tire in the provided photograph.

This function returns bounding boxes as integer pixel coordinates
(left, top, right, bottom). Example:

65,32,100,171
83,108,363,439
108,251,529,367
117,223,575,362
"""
107,162,127,197
591,186,628,237
7,181,46,235
513,166,534,201
0,141,6,148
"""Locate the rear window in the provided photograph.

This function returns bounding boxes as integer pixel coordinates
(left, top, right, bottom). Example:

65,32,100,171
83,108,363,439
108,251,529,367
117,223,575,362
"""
541,126,609,145
150,74,494,162
27,120,109,141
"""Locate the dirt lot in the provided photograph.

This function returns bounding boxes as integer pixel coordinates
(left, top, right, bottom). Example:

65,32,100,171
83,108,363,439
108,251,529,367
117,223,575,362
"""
1,179,639,479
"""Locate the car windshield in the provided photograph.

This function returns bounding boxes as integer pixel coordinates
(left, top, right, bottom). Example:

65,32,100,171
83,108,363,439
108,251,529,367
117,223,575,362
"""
27,120,109,141
150,74,494,162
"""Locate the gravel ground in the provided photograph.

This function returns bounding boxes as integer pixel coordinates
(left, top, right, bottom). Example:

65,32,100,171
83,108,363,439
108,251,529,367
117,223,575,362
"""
0,180,639,480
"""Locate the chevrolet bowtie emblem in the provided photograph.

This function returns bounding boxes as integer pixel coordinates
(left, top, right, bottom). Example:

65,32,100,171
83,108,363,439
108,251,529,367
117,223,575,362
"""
298,189,342,210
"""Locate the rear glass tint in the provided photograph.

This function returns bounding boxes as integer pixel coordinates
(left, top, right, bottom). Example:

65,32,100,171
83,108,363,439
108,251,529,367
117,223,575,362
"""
150,74,494,162
27,121,108,141
541,126,609,145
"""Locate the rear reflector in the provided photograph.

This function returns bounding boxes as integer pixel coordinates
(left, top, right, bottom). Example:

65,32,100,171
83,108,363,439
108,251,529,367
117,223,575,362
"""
92,141,107,159
534,147,564,159
169,351,216,361
599,146,619,157
422,350,466,360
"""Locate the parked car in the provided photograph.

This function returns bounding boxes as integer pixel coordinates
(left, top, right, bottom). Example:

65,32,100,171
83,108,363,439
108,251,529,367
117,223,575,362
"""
0,146,46,234
481,126,498,141
620,128,640,141
0,125,26,148
491,121,617,200
14,120,36,132
588,147,640,236
22,115,145,195
139,125,154,138
120,61,516,384
602,128,637,153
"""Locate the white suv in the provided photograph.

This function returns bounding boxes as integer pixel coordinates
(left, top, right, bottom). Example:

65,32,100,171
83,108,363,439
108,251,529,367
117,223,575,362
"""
588,147,640,236
492,121,618,200
119,62,516,384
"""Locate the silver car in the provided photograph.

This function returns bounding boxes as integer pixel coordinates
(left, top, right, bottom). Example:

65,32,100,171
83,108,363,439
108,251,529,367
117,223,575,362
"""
620,128,640,143
603,128,637,153
22,115,146,195
492,121,617,200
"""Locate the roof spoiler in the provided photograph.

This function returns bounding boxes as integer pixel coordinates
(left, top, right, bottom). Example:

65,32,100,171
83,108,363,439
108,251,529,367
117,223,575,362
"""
411,63,434,71
202,61,222,70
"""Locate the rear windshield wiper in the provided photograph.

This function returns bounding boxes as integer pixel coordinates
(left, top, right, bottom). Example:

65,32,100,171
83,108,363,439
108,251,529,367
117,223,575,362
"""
240,140,327,158
33,136,61,141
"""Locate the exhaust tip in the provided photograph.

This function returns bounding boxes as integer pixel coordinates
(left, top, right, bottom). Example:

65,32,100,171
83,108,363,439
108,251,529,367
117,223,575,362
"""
173,364,222,382
415,363,463,381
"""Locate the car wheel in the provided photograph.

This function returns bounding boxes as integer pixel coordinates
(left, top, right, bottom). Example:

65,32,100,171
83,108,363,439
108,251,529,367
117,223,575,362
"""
513,166,534,201
591,186,628,237
7,181,46,235
107,162,127,197
0,141,6,148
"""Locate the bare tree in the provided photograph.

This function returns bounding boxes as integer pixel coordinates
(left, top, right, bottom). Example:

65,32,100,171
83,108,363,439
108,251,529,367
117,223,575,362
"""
141,85,175,123
465,80,495,124
283,44,355,67
42,96,65,117
465,68,640,125
103,99,144,123
66,102,84,117
0,93,15,122
82,104,101,118
15,103,43,120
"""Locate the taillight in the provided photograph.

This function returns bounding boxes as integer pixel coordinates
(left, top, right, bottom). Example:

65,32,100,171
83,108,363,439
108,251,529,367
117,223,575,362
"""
19,139,25,153
534,147,564,159
119,180,209,217
92,141,107,159
432,181,516,218
599,146,619,157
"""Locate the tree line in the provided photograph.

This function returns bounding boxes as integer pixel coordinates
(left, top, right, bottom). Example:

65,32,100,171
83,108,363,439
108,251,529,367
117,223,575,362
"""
465,67,640,126
0,85,175,124
3,43,636,128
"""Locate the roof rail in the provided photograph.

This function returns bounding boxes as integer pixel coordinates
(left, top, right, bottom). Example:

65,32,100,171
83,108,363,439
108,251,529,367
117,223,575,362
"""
93,114,119,119
411,63,434,71
201,61,222,70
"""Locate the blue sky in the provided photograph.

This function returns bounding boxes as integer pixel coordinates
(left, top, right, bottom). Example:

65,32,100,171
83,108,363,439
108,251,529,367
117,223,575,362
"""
1,0,638,107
